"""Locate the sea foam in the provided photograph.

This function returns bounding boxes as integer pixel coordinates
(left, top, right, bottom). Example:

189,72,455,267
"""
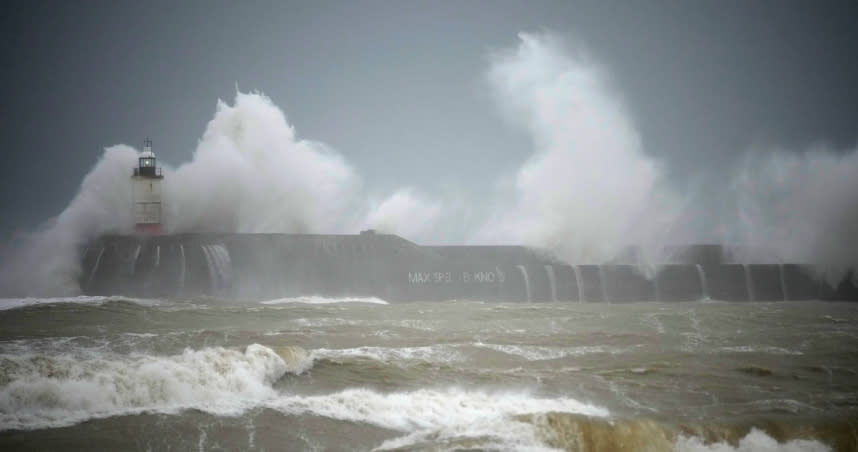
265,387,609,451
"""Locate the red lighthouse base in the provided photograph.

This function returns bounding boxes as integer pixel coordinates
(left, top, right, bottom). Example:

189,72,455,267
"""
135,223,162,235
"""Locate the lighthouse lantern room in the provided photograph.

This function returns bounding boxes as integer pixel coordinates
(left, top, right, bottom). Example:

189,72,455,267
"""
132,139,164,234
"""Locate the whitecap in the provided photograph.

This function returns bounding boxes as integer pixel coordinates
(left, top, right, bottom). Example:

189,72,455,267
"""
473,342,637,361
720,345,803,356
312,344,464,365
260,296,388,305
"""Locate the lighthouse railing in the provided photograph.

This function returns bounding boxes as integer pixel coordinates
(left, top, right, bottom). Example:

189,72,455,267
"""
133,167,162,177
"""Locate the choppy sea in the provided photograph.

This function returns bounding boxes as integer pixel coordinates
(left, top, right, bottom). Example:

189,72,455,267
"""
0,296,856,451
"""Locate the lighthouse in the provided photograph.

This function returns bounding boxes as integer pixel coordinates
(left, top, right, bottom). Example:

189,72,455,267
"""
132,139,164,234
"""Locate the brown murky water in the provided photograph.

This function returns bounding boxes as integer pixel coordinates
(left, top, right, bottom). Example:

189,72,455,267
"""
1,297,856,451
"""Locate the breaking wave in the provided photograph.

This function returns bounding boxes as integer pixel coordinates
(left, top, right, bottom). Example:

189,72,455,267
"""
268,387,608,451
367,402,840,451
0,344,307,430
0,339,850,450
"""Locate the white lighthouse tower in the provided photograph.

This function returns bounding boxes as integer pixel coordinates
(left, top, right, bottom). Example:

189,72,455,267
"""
132,139,164,234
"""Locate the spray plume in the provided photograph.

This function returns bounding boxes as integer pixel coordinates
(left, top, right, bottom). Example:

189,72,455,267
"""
2,33,857,296
477,33,682,265
364,189,442,240
0,93,440,296
0,146,138,295
164,93,359,234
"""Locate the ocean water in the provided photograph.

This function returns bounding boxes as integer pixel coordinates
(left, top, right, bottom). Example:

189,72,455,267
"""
0,297,856,451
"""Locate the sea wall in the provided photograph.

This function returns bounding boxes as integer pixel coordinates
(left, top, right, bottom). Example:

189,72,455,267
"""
79,233,856,302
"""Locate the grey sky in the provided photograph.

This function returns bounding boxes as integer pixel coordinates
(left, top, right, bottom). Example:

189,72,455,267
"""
2,0,857,237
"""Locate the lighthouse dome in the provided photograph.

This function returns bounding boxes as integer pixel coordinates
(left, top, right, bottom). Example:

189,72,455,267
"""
141,138,156,158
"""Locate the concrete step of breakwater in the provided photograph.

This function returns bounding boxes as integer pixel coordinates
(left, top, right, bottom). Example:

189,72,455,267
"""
79,233,858,302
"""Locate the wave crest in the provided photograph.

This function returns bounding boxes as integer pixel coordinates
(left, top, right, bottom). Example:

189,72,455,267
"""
0,344,295,430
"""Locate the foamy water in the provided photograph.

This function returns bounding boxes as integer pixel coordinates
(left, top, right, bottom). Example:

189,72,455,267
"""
0,298,854,451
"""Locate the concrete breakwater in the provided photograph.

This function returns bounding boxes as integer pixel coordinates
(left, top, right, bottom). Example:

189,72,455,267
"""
79,232,857,302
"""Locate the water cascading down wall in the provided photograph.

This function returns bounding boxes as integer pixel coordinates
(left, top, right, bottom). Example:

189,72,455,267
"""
79,233,858,302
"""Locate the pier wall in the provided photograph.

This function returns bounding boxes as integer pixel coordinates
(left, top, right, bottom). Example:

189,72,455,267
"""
79,234,857,302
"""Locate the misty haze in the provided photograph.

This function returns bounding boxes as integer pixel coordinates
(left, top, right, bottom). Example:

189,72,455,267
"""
1,2,857,451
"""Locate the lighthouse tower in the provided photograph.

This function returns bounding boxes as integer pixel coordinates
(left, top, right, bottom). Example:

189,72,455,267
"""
132,139,164,234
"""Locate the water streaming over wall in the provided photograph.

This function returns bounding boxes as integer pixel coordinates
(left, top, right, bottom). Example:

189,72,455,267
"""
516,265,531,303
695,264,709,300
572,265,584,302
129,244,142,276
201,244,232,294
545,264,557,302
87,247,105,289
178,244,186,290
743,264,755,302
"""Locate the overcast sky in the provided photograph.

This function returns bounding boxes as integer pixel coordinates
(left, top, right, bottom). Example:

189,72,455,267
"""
2,0,857,238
